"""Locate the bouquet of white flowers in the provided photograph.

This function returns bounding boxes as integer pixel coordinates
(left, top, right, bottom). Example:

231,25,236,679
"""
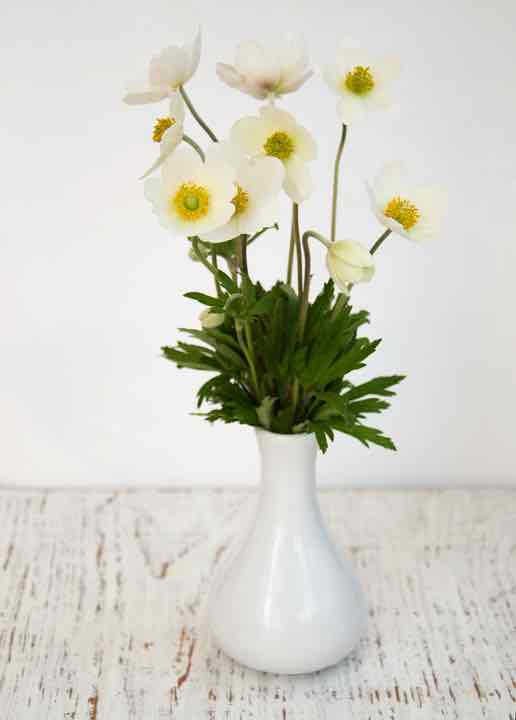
124,30,445,452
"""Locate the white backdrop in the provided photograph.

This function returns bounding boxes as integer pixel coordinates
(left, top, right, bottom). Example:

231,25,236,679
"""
2,0,515,487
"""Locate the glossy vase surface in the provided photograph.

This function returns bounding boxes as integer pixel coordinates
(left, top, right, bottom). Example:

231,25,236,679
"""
208,429,367,674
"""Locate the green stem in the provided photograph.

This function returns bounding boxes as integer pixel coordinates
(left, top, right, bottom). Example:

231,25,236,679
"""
241,235,249,276
290,378,300,430
330,124,348,243
234,236,244,281
192,237,220,279
236,322,260,400
244,321,257,382
304,231,330,249
226,256,237,282
247,223,278,246
179,86,218,143
293,203,303,296
298,233,312,339
297,231,330,340
211,250,222,298
370,228,392,255
182,134,205,160
286,206,296,286
232,234,249,279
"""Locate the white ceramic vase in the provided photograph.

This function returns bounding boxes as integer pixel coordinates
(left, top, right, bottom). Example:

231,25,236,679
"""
208,428,367,674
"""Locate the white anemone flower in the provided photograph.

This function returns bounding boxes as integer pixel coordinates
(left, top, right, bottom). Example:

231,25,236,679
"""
141,93,185,179
123,29,201,105
144,146,236,236
326,240,375,292
216,34,312,100
200,143,284,244
230,106,316,203
367,163,446,241
324,43,400,125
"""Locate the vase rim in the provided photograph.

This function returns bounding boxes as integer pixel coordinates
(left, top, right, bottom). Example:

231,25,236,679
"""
255,427,313,441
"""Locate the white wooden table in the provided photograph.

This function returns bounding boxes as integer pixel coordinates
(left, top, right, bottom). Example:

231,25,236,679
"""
0,488,515,719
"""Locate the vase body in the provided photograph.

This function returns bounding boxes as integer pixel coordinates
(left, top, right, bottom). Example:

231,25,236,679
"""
207,429,367,674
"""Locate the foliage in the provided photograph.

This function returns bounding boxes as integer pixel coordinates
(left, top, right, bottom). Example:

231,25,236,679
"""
162,276,404,453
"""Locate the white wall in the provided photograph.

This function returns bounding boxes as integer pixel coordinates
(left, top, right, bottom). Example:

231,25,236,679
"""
1,0,515,488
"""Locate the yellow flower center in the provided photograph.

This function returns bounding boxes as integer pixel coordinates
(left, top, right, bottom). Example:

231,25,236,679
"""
231,185,250,216
173,183,210,222
344,66,375,96
153,117,176,143
384,196,421,231
263,131,294,161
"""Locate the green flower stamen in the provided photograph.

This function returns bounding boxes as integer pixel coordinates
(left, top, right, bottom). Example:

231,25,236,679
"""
173,183,210,221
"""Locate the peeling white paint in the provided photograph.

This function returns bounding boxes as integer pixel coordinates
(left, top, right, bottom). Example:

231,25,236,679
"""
0,489,515,718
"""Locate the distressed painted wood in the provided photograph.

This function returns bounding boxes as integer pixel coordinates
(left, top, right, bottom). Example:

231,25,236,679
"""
0,488,515,719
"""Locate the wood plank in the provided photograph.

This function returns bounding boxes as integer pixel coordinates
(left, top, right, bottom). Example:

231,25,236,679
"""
0,489,515,718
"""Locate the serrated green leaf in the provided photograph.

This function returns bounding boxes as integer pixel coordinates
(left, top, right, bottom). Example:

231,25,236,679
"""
344,375,405,400
184,291,224,308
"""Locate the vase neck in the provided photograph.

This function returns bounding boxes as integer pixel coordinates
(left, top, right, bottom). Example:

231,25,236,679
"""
255,430,317,504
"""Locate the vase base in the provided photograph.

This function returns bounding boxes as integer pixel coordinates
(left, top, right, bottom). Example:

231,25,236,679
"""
208,596,367,675
209,625,365,675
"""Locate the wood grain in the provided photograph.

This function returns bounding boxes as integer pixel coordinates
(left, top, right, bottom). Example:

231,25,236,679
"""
0,488,515,719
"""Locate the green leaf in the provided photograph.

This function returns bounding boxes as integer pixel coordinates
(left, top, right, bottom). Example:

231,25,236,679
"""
206,237,237,259
330,419,397,451
215,343,247,369
179,328,240,353
313,392,353,424
184,291,224,308
318,338,381,386
163,276,403,452
161,346,220,372
347,398,390,416
247,292,277,318
315,429,328,453
344,375,405,400
215,269,239,293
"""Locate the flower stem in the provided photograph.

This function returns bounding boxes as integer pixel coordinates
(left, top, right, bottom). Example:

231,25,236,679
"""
297,231,330,339
192,237,220,279
244,321,256,378
226,256,237,282
286,207,296,286
234,235,244,280
211,250,222,297
293,203,303,296
247,223,278,246
182,134,205,160
305,230,331,249
236,321,260,400
179,86,218,143
290,378,300,430
370,228,392,255
330,124,348,243
241,235,249,275
298,233,312,339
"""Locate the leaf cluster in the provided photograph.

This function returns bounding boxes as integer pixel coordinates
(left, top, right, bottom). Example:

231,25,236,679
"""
162,278,404,453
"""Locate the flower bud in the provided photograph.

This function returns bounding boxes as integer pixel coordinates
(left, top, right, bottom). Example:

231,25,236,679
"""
199,308,225,329
326,240,375,292
188,241,211,262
